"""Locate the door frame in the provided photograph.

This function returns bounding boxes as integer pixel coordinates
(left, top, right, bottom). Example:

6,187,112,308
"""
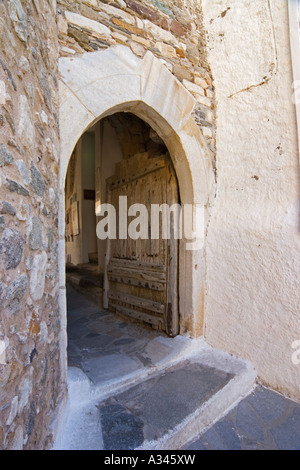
57,45,216,383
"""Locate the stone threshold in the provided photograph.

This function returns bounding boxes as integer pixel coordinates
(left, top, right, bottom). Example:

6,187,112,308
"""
53,340,256,450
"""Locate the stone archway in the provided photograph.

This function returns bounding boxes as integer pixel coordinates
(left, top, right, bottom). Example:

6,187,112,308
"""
57,45,215,381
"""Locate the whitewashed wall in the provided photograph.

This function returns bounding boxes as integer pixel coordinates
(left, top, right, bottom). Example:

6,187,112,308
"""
202,0,300,400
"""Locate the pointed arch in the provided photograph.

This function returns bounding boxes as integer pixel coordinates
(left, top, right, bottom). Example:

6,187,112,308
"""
57,45,216,378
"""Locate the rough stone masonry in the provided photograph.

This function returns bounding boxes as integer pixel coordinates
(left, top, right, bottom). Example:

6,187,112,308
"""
0,0,63,450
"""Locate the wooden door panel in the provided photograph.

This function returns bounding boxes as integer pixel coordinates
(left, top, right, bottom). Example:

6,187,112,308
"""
104,152,179,336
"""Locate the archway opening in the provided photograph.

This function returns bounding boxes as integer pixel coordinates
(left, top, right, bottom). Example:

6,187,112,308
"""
65,112,183,379
58,47,216,388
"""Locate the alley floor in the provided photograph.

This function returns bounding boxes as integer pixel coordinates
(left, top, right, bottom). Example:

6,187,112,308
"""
54,284,300,451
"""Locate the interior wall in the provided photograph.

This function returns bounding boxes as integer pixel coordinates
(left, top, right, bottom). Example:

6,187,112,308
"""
95,119,124,273
65,132,97,266
65,139,83,265
81,132,97,263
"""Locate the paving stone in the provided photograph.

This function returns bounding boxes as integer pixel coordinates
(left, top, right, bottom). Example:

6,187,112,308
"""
211,420,242,450
83,354,142,385
270,407,300,450
246,386,289,426
76,333,114,352
100,403,144,450
235,400,265,442
63,286,300,451
184,386,300,450
97,362,234,446
113,338,136,346
196,426,230,450
67,323,91,341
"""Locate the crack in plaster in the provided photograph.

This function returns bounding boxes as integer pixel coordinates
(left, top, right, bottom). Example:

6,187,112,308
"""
228,0,278,99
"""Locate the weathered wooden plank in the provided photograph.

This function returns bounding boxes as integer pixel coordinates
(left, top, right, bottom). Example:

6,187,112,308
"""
109,302,164,330
107,159,165,190
165,159,179,337
107,272,165,291
108,290,165,314
107,265,166,281
109,257,166,272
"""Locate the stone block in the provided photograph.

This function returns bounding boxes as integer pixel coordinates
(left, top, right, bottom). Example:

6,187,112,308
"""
30,252,48,301
0,201,16,216
6,179,29,197
100,3,135,25
0,145,13,167
124,0,160,23
170,19,186,37
17,95,35,149
7,274,28,314
57,14,68,36
15,159,29,185
8,0,29,45
111,32,128,44
0,228,25,270
183,79,205,96
131,34,151,48
29,163,46,198
154,41,176,58
130,41,145,57
64,11,111,40
143,19,177,44
29,216,43,251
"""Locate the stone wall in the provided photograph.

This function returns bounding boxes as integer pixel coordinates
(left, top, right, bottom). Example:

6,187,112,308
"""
56,0,216,159
0,0,64,449
1,0,299,452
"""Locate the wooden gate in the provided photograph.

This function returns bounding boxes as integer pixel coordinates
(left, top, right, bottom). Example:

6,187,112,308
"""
103,152,179,337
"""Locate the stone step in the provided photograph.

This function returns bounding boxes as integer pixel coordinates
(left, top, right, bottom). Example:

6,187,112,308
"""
53,342,256,450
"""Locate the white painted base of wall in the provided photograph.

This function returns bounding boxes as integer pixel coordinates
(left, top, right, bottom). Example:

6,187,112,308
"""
52,337,256,450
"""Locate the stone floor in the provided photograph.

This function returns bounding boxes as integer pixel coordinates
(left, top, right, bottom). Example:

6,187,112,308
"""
66,283,198,388
54,284,300,451
183,385,300,450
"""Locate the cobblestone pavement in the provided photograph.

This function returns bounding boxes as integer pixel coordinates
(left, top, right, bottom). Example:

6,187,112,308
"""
66,284,190,387
66,284,300,451
183,386,300,450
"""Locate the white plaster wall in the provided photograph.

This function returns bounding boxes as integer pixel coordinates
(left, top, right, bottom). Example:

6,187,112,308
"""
65,133,97,265
95,120,123,273
202,0,300,400
65,140,84,265
81,132,97,263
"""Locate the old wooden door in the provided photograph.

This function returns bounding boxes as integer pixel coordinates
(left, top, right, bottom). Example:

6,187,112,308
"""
103,152,179,337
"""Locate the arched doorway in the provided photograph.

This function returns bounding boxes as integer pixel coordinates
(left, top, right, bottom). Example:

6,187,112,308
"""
64,112,180,337
58,45,215,383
